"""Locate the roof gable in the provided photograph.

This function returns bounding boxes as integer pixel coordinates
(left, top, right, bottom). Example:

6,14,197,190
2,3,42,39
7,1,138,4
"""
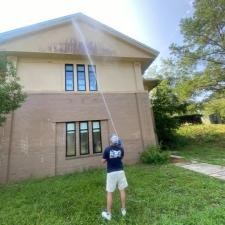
0,13,159,60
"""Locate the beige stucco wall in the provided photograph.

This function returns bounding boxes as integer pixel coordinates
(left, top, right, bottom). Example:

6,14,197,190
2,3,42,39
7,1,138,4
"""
17,57,144,92
0,20,153,59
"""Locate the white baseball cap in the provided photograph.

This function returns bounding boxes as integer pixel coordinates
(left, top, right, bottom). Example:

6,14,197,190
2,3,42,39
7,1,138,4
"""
110,135,119,144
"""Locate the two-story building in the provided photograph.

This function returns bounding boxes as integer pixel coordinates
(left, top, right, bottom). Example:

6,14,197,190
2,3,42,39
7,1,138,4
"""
0,13,159,183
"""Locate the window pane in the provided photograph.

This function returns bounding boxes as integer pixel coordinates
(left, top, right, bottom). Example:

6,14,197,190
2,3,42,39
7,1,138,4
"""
66,65,73,72
93,129,102,153
67,123,75,131
77,66,86,91
89,73,97,91
92,121,102,153
65,65,74,91
80,122,88,130
77,65,85,72
66,122,76,156
80,122,89,155
92,121,100,129
80,131,89,155
88,65,95,72
66,130,76,156
88,65,97,91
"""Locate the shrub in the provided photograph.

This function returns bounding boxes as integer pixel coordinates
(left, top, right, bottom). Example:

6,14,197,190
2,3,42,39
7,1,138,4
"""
140,145,170,165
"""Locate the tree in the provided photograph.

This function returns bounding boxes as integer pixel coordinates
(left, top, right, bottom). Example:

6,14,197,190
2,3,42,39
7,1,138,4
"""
0,54,26,126
170,0,225,99
151,80,187,146
203,98,225,122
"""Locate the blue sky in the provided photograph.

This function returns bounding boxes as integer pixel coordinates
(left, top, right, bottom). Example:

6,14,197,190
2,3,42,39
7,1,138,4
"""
0,0,193,67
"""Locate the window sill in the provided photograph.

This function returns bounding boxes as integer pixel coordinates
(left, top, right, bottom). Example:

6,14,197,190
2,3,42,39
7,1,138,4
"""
66,153,102,160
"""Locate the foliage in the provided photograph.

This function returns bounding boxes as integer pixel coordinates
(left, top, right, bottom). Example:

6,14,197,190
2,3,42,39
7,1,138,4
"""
172,124,225,166
175,124,225,147
203,98,225,122
170,0,225,100
2,164,225,224
140,145,169,164
0,54,26,126
173,114,202,125
151,80,187,146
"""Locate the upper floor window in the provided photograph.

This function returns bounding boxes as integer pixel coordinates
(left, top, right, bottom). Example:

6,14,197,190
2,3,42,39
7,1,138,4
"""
77,65,86,91
88,65,97,91
66,122,76,157
65,64,74,91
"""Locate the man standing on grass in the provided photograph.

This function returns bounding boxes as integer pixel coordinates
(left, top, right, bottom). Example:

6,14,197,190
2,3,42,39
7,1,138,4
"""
101,135,128,221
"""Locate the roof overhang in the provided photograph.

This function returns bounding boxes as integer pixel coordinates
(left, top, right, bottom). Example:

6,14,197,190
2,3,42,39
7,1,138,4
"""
143,78,161,92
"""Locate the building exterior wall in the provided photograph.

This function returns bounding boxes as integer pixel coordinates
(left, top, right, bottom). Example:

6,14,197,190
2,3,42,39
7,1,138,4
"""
0,92,156,183
17,57,144,92
0,16,158,184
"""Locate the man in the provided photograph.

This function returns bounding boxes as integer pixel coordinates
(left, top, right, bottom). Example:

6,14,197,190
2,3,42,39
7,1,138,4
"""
101,135,128,221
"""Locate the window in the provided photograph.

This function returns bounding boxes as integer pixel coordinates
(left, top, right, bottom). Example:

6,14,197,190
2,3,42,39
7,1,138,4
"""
92,121,102,153
65,64,74,91
79,122,89,155
77,65,86,91
88,65,97,91
66,122,76,157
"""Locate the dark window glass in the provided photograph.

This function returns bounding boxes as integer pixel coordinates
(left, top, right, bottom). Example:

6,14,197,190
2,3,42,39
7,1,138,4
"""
92,121,102,153
88,65,97,91
77,65,86,91
65,64,74,91
66,122,76,156
79,122,89,155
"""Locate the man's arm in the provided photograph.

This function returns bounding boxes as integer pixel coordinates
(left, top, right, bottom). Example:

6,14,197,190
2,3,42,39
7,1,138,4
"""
102,148,108,164
101,158,107,164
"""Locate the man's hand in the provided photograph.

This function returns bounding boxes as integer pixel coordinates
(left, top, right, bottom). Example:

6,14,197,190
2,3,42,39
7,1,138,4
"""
101,158,106,164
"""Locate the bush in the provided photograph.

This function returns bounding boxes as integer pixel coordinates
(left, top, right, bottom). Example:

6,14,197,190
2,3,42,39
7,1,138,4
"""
140,145,170,165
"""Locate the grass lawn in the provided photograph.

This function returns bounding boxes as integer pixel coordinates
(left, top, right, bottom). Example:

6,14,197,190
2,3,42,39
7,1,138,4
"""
172,124,225,166
1,164,225,225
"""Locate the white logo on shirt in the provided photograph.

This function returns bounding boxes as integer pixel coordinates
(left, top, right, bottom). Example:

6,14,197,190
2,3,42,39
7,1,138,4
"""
109,150,121,159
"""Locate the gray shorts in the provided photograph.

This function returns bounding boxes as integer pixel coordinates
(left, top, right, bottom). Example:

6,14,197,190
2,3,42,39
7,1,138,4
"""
106,170,128,192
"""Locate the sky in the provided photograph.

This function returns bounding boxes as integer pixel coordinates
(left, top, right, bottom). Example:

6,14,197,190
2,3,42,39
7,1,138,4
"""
0,0,194,68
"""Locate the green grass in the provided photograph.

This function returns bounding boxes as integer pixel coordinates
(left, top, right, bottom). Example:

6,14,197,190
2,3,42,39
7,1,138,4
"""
1,164,225,225
172,124,225,165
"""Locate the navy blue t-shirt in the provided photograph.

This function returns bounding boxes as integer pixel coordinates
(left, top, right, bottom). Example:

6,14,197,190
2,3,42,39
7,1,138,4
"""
103,145,124,173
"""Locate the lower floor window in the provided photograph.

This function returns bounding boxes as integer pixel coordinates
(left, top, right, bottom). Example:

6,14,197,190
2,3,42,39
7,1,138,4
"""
92,121,102,153
66,120,102,157
79,121,89,155
66,122,76,157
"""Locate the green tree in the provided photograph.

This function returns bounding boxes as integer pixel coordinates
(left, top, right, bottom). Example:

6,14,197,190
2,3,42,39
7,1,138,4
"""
151,80,187,146
203,98,225,122
0,54,26,126
170,0,225,99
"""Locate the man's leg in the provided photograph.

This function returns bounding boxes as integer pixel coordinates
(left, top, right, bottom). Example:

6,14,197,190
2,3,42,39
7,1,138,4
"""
119,189,126,209
107,192,113,213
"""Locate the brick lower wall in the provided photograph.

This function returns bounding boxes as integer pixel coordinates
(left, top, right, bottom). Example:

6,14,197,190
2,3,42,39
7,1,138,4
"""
0,92,157,183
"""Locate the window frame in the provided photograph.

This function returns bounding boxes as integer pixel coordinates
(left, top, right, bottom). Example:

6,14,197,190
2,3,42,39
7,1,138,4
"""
88,65,98,91
66,122,76,157
65,64,74,91
79,121,89,155
77,64,86,91
92,120,102,154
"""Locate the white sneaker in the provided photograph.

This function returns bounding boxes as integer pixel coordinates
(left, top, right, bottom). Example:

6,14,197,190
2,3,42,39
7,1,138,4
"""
101,211,111,221
121,208,126,216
